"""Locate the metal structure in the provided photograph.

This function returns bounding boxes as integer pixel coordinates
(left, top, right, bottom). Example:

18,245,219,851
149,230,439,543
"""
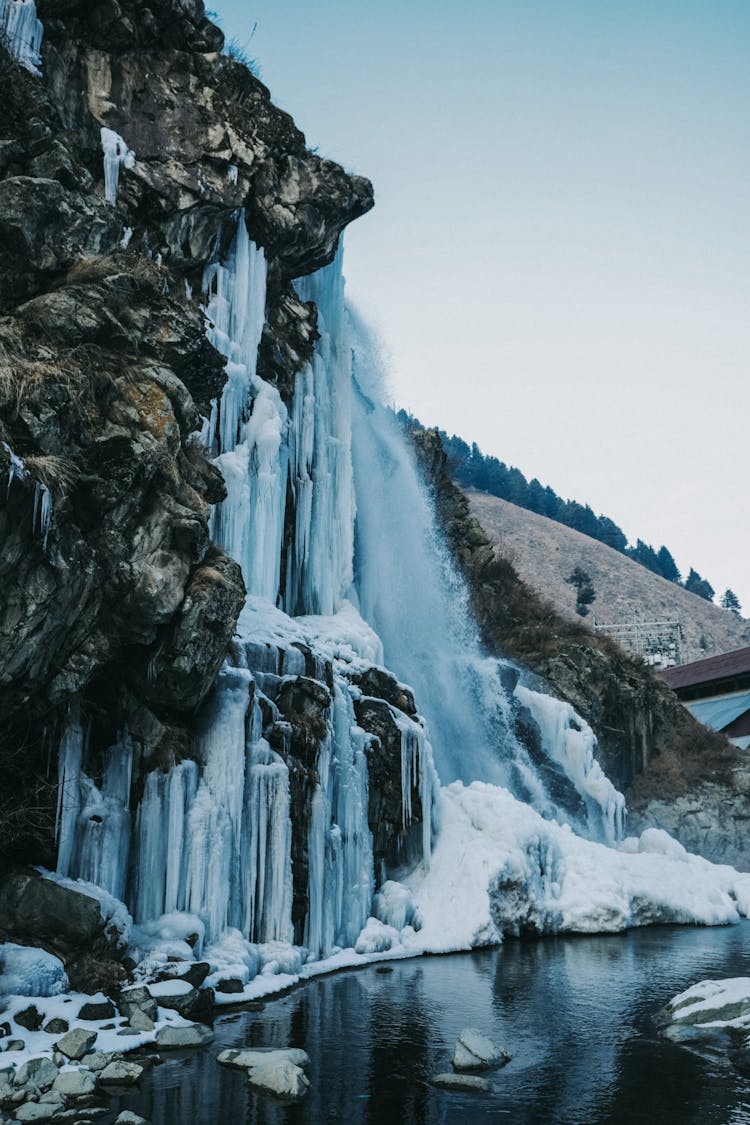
593,616,684,668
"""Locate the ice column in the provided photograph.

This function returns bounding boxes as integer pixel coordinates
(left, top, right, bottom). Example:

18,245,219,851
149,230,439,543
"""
56,727,133,902
203,213,289,602
286,246,355,616
100,128,136,205
132,760,199,924
0,0,43,73
305,677,375,958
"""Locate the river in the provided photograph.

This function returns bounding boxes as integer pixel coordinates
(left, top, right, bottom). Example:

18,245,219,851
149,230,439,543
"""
110,921,750,1124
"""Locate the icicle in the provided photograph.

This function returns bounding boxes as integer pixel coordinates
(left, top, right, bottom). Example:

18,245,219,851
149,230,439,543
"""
100,127,136,205
0,0,43,73
32,481,52,552
394,711,435,865
227,163,238,185
55,718,84,878
3,440,27,497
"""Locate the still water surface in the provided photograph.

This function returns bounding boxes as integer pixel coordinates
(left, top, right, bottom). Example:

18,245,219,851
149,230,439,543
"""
113,922,750,1125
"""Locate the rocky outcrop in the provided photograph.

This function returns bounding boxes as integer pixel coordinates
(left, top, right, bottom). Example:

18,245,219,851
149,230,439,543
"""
412,427,750,867
0,1,372,862
0,869,125,991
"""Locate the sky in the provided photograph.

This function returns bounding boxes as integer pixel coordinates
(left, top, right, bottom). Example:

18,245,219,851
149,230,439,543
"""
216,0,749,613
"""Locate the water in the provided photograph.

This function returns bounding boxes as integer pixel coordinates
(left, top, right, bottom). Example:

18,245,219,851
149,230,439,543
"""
111,923,750,1125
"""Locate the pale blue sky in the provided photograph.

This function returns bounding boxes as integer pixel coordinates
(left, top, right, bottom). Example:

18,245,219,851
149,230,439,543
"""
215,0,749,612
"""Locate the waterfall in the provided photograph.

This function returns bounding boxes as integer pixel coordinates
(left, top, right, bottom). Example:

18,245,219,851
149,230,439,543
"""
348,310,625,837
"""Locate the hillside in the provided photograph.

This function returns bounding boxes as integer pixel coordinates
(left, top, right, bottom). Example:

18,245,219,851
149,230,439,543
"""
465,489,750,665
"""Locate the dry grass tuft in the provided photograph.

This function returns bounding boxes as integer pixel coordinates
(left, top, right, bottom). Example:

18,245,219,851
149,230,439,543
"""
24,454,78,495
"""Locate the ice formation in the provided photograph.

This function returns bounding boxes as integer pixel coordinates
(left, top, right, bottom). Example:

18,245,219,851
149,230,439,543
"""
3,441,53,552
0,0,43,72
100,127,136,205
49,210,750,1003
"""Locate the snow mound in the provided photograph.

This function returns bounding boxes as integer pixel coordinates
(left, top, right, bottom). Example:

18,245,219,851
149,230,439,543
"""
0,943,67,998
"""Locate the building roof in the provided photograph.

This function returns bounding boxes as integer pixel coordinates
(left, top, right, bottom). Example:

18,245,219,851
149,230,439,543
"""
659,646,750,692
685,693,750,731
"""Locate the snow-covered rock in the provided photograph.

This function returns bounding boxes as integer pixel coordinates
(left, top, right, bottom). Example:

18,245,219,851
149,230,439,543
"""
247,1058,310,1098
452,1027,510,1071
0,944,67,999
218,1047,310,1071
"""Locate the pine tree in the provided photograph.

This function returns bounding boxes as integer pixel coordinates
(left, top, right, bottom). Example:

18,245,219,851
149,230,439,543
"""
656,546,681,584
720,589,742,616
685,568,715,602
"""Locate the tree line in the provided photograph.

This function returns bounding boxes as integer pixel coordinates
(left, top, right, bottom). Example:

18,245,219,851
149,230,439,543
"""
398,411,742,615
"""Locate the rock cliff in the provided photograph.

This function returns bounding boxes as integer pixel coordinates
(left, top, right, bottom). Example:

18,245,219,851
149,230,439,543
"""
0,0,374,865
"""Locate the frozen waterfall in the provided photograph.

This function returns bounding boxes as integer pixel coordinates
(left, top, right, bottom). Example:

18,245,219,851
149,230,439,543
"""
52,210,750,995
0,0,43,73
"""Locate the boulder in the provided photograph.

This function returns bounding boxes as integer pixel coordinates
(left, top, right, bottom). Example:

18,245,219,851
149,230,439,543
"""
146,982,213,1021
14,1057,59,1090
6,1039,25,1051
216,979,244,995
80,1052,118,1072
128,1009,154,1032
0,872,110,962
115,1113,151,1125
52,1069,98,1097
99,1060,144,1085
155,962,210,990
452,1028,510,1071
55,1028,98,1060
14,1006,43,1032
42,1020,68,1035
118,988,158,1025
155,1024,213,1049
77,1001,115,1021
14,1103,60,1122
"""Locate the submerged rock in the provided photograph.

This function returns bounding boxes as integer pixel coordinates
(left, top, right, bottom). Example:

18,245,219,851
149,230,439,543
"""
430,1072,492,1093
452,1027,510,1071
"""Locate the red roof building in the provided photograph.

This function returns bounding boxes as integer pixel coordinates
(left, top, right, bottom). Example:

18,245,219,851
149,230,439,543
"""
659,646,750,750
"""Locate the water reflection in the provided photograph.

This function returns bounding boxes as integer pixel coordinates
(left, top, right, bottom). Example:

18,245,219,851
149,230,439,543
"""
112,924,750,1125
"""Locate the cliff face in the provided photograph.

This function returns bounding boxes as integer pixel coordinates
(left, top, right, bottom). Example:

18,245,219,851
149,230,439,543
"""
0,0,373,861
413,429,750,868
